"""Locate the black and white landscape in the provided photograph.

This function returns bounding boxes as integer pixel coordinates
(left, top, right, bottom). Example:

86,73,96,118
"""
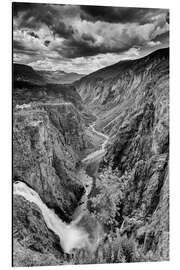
13,3,169,267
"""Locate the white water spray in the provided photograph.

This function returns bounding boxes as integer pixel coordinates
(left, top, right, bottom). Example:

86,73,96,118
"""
14,181,100,254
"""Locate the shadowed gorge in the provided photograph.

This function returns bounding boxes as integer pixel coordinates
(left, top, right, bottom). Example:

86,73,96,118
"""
13,9,169,263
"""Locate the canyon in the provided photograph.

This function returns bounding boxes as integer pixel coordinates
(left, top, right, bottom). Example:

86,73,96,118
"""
13,47,169,266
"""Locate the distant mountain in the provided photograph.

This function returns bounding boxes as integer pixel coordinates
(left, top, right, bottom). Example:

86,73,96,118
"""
13,63,85,85
13,81,84,112
13,63,45,85
13,63,95,124
76,48,169,83
36,69,85,84
13,63,84,110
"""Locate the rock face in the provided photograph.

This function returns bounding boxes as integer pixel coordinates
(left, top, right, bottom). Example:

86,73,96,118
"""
13,103,89,221
13,195,64,266
75,48,169,260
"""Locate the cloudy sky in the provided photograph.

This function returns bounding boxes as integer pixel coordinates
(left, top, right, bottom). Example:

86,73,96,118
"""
13,3,169,74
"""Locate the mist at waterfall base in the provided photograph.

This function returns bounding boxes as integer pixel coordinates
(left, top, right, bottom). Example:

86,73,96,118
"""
13,181,103,254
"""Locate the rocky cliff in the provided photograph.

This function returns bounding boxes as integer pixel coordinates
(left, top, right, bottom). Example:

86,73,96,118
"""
75,48,169,260
13,195,64,266
13,103,91,221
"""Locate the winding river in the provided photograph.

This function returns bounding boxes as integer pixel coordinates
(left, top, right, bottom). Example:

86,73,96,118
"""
82,123,109,164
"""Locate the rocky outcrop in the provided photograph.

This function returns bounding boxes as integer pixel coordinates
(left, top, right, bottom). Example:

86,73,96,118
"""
13,195,63,266
43,103,89,155
13,103,90,221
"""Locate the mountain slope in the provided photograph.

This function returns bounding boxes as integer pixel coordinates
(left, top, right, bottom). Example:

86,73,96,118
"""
75,48,169,131
13,64,45,85
13,81,84,112
13,64,96,123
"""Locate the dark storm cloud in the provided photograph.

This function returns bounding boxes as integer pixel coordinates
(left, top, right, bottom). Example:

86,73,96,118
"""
13,3,81,31
13,2,35,16
13,3,169,56
51,21,74,39
80,6,167,24
13,40,25,51
55,30,144,58
55,38,100,58
60,33,99,58
13,2,58,29
13,3,169,73
13,3,169,33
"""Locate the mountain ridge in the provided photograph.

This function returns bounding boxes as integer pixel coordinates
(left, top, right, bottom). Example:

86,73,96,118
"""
75,47,169,83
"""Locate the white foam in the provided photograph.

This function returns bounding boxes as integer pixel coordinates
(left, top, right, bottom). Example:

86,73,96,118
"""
13,181,91,253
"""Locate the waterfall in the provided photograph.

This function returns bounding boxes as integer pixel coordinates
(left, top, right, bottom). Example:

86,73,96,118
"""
13,181,91,254
13,123,106,254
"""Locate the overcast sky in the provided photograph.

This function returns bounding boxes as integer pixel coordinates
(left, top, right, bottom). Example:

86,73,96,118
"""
13,3,169,74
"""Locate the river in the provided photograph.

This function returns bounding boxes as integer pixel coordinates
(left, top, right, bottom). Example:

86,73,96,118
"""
82,123,109,164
